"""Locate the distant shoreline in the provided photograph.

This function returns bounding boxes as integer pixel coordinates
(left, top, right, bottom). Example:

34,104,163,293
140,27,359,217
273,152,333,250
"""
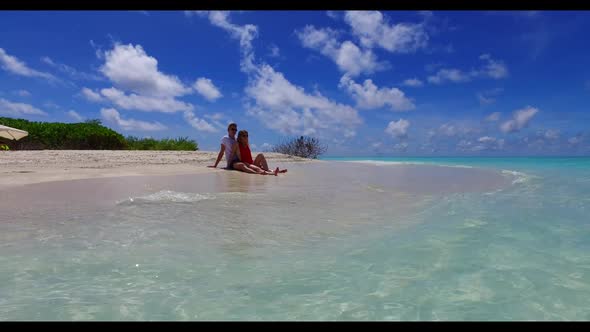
0,150,315,189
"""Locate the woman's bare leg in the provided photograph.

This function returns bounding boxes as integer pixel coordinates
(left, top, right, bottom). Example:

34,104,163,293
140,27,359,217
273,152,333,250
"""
233,163,259,174
254,153,270,171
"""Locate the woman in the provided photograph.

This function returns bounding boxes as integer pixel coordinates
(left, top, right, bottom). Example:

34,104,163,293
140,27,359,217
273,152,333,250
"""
229,130,279,175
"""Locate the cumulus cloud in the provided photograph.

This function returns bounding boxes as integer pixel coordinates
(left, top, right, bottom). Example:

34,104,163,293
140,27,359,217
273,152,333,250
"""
99,87,194,113
0,98,47,116
402,78,424,87
67,110,84,121
198,12,363,139
183,110,218,133
193,77,222,101
245,64,362,137
343,11,428,53
100,108,167,131
500,106,539,133
0,48,56,80
385,118,410,138
485,112,501,122
100,43,191,97
81,87,105,102
296,25,387,77
339,75,415,111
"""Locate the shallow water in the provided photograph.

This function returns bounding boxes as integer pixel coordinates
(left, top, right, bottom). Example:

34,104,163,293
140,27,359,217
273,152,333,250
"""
1,159,589,320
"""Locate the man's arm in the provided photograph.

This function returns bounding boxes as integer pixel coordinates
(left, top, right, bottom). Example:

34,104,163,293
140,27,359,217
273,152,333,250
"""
208,144,226,168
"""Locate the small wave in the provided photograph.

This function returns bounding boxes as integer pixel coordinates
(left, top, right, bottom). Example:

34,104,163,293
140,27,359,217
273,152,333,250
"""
121,190,215,204
501,170,535,185
344,160,473,169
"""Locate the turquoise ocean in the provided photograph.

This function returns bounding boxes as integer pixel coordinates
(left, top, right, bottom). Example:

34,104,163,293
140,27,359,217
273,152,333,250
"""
1,157,589,320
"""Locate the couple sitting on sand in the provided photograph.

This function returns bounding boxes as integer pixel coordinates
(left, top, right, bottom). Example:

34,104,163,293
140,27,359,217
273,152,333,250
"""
208,123,287,176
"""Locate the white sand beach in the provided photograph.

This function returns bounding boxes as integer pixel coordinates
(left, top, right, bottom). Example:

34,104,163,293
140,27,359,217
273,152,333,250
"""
0,150,313,189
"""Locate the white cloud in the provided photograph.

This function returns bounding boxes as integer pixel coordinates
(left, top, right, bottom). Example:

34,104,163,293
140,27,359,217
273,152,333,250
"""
199,12,363,139
67,110,84,121
183,110,218,133
385,118,410,138
478,136,496,143
478,93,495,105
100,108,167,131
204,112,224,121
326,11,340,20
394,142,409,151
485,112,501,122
194,11,258,72
41,56,103,81
260,142,273,151
0,48,56,80
438,123,457,137
477,54,508,79
402,78,424,87
13,90,31,97
268,44,280,58
0,98,47,116
427,68,471,84
500,106,539,133
343,11,428,53
99,87,194,113
81,87,105,102
428,55,508,85
568,135,583,145
544,129,560,140
100,43,191,97
339,75,415,111
245,64,362,137
193,77,222,101
296,25,386,77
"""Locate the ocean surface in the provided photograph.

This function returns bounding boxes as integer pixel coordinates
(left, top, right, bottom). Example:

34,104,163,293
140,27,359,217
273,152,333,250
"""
1,157,589,320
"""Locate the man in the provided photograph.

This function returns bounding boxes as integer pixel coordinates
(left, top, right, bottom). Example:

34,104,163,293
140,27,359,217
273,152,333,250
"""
208,123,274,172
208,123,241,169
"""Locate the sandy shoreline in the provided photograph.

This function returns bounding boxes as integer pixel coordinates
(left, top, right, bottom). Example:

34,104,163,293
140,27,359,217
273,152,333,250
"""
0,150,315,189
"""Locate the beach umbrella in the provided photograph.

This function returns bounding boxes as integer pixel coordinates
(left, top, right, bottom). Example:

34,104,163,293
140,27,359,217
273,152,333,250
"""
0,124,28,140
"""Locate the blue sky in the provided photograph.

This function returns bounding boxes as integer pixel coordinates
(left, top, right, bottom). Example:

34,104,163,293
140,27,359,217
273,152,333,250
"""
1,10,589,156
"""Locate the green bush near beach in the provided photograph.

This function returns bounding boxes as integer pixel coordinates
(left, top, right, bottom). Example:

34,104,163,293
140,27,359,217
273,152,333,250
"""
0,117,198,151
125,136,198,151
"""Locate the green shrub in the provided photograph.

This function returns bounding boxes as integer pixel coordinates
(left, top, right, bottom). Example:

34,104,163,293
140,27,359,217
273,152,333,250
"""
125,136,198,151
0,117,199,151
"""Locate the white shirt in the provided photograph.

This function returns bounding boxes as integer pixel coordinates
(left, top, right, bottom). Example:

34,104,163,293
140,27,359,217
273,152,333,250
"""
221,135,236,167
